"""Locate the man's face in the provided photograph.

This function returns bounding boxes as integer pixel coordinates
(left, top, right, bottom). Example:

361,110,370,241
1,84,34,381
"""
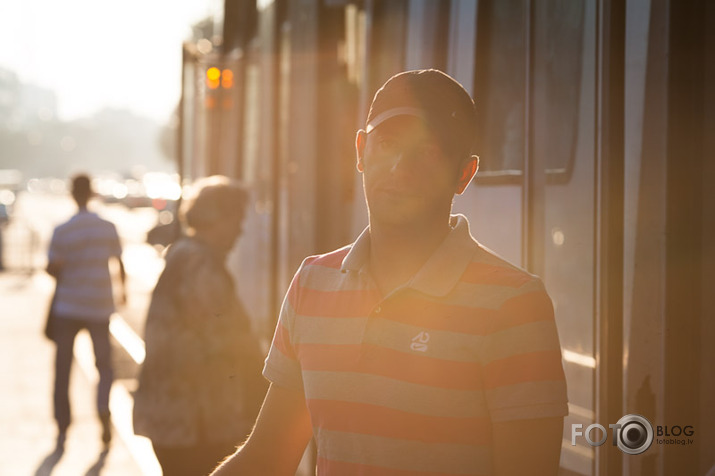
358,116,462,227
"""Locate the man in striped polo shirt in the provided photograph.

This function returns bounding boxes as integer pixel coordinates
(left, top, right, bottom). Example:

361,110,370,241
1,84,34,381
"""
47,174,126,446
214,70,568,475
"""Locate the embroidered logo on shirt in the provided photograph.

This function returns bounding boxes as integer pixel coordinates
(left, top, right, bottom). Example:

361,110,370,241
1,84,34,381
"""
410,331,430,352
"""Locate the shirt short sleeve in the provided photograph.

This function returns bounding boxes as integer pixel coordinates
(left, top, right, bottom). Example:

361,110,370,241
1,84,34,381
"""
480,279,569,422
48,228,63,264
263,267,304,391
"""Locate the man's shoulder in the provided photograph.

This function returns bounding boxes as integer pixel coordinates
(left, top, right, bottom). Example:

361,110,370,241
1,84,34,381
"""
88,212,117,228
53,212,118,241
52,214,80,237
83,213,119,236
300,244,352,272
463,243,542,290
282,246,353,298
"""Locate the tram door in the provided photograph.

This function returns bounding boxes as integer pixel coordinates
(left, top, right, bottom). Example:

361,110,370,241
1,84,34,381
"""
450,2,603,474
372,3,715,472
362,3,605,473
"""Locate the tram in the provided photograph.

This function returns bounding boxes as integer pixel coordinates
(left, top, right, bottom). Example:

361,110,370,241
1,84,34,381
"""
176,1,714,474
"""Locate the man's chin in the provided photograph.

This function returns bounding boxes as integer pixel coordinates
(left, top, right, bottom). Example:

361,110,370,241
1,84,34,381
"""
369,206,426,227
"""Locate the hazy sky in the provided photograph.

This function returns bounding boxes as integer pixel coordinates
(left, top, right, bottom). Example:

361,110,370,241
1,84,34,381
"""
0,0,218,123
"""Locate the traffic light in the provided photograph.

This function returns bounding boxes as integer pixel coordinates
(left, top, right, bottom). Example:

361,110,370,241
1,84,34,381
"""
204,66,235,110
205,67,234,90
206,67,221,89
221,69,234,89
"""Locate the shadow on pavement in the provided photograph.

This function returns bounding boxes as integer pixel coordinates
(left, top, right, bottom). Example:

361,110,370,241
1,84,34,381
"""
33,441,64,476
84,448,110,476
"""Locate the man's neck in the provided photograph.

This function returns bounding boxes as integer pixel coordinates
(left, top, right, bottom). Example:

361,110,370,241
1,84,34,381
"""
368,217,452,297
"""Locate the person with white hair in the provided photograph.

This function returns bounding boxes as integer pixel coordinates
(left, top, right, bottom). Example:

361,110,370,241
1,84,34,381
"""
133,176,265,476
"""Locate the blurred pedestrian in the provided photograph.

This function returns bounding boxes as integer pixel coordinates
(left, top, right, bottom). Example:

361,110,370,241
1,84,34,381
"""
133,176,265,476
46,173,126,447
213,70,568,475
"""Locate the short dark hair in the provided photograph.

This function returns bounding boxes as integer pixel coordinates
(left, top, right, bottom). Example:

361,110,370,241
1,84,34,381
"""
71,174,92,205
366,69,478,161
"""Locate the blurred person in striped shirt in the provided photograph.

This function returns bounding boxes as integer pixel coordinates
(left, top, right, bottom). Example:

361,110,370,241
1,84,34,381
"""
46,173,126,447
213,69,568,476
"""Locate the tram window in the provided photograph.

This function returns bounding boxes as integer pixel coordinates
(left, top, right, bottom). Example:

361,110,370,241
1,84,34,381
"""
405,0,451,71
533,1,584,183
473,0,584,182
369,0,408,90
473,0,527,177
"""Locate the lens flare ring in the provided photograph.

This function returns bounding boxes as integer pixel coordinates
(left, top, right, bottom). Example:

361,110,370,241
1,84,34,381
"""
616,414,653,455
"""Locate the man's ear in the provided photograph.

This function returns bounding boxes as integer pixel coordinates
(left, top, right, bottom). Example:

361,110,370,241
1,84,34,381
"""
355,129,367,172
456,155,479,195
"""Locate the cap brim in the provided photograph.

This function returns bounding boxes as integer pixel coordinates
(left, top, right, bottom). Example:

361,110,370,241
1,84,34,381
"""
365,107,426,133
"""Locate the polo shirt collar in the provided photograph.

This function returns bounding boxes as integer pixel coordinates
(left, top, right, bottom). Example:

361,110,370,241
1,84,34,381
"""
340,214,478,297
340,226,371,273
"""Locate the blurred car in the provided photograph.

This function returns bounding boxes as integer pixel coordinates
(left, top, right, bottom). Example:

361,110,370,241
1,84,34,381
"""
0,203,8,226
120,172,182,210
0,189,15,220
0,194,12,272
146,201,182,248
120,178,153,208
93,175,127,204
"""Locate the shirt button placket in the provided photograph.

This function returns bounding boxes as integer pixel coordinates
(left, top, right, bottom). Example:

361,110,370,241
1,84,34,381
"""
361,304,382,364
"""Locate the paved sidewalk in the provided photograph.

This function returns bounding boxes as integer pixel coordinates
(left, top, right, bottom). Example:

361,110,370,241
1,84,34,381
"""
0,271,144,476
